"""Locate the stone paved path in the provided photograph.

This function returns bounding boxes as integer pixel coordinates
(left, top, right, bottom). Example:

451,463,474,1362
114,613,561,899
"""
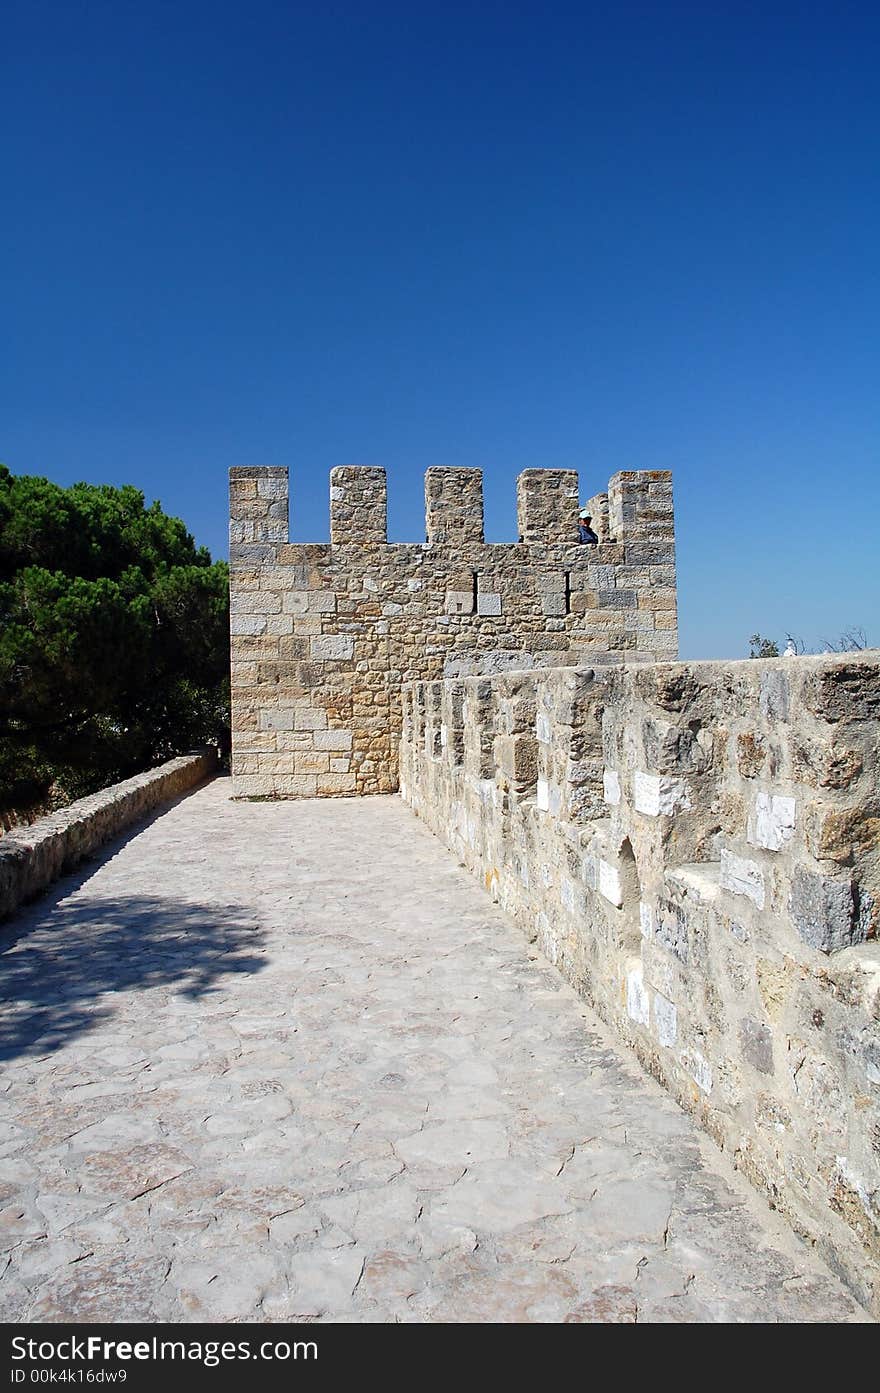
0,779,869,1322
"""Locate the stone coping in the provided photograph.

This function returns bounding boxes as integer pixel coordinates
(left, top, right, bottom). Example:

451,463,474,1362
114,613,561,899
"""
0,750,218,920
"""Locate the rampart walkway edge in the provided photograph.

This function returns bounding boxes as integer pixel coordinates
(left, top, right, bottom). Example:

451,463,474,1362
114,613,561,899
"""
0,781,868,1322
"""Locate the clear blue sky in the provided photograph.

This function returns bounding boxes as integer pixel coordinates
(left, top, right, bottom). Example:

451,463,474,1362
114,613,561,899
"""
3,2,877,658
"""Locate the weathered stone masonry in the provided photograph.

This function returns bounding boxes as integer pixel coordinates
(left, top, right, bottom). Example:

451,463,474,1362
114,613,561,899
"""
229,463,880,1313
400,654,880,1315
229,465,677,798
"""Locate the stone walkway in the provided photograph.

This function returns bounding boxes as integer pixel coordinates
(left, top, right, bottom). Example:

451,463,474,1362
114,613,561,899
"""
0,778,868,1322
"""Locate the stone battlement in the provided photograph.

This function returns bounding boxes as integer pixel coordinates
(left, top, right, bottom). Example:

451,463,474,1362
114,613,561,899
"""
399,652,880,1314
228,466,678,798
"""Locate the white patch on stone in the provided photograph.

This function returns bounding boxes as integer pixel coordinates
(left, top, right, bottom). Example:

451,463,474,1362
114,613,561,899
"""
536,778,550,812
581,854,598,890
382,602,403,616
653,992,677,1046
440,724,448,748
560,877,579,915
362,576,379,592
626,964,650,1026
477,593,502,616
633,771,691,817
407,578,423,592
748,791,796,853
310,635,354,661
445,591,472,615
681,1049,713,1094
639,901,654,940
329,486,345,501
536,712,552,745
599,860,623,907
720,850,765,909
603,769,621,806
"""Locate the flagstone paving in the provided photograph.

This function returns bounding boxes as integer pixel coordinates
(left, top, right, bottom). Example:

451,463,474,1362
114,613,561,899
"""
0,778,869,1322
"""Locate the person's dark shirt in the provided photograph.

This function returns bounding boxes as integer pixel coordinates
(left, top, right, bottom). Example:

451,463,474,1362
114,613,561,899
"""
578,523,599,544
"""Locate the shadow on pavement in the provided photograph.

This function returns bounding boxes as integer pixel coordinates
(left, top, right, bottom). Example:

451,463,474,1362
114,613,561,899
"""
0,891,267,1061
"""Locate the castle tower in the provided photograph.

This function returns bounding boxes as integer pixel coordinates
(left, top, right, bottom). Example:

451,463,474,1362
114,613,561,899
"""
228,465,678,798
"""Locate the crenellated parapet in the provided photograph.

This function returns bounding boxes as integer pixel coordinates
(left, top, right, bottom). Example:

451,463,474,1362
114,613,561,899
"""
330,465,387,544
516,468,580,544
425,467,484,544
229,466,289,561
399,652,880,1316
228,462,678,799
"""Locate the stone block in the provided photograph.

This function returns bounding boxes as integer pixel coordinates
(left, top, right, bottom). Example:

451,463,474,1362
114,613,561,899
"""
313,730,354,751
788,866,862,953
598,589,638,609
296,752,331,774
739,1016,774,1074
317,773,357,794
308,591,337,613
599,859,622,906
603,769,621,806
536,712,553,744
560,876,584,917
540,593,566,617
477,593,502,617
805,660,880,724
263,615,293,636
535,572,567,594
653,992,677,1046
230,591,281,615
747,792,796,852
759,670,790,722
230,615,267,636
680,1048,713,1095
231,774,275,797
310,635,354,661
655,900,689,963
626,963,650,1025
273,775,318,796
256,476,288,500
294,708,328,731
445,591,473,615
259,708,297,731
720,851,765,909
633,771,691,816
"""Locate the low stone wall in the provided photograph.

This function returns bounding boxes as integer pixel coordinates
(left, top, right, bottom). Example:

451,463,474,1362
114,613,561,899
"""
0,750,218,920
400,654,880,1314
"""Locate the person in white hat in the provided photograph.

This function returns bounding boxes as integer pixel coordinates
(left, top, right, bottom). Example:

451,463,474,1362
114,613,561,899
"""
577,509,599,545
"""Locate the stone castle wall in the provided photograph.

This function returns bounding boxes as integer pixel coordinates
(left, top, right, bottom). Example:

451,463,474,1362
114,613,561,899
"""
228,465,678,798
0,750,218,921
399,654,880,1314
